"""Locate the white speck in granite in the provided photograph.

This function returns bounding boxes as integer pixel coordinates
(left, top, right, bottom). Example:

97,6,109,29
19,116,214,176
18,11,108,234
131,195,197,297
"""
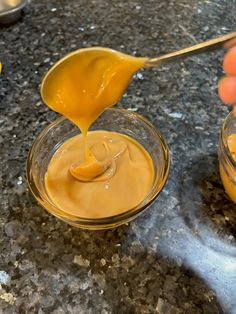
44,58,50,63
204,291,216,303
0,272,10,285
207,142,213,148
168,112,183,119
51,8,57,12
17,176,22,185
135,72,144,80
203,26,210,32
90,25,95,30
100,258,106,266
0,292,16,305
221,26,230,31
135,5,141,10
73,255,90,267
127,107,138,111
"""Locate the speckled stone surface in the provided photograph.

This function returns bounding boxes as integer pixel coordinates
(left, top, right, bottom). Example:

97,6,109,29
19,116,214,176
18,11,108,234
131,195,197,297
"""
1,0,236,313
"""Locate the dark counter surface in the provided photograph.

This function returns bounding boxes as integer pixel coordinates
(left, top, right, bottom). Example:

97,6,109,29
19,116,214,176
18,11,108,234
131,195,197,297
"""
1,0,236,313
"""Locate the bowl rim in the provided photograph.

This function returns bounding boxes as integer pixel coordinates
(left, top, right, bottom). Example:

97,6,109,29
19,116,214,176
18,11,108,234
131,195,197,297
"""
221,111,236,171
26,107,170,227
0,0,27,16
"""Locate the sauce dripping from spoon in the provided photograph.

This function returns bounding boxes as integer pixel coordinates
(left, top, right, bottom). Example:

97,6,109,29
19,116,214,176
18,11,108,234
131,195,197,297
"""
41,47,147,181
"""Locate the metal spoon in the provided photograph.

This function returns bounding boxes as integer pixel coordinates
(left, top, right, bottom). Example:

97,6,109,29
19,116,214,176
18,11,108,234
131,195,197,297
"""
41,32,236,182
145,32,236,68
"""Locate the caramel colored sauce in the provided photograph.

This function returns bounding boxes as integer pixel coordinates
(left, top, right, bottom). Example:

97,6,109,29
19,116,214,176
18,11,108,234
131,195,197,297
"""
42,47,154,217
220,133,236,203
41,48,147,135
228,133,236,160
45,131,154,218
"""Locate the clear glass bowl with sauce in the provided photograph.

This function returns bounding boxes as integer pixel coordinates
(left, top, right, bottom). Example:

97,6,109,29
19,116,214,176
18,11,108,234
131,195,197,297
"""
219,111,236,203
27,108,170,230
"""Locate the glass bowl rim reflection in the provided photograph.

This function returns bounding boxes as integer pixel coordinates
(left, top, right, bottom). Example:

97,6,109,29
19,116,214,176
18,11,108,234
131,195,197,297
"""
26,108,170,227
221,111,236,171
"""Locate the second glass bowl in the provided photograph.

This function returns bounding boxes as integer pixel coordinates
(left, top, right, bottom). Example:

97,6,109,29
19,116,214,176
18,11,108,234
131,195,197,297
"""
27,108,170,230
219,111,236,203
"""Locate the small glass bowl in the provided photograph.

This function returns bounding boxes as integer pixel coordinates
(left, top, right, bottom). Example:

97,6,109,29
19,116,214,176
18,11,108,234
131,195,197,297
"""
219,111,236,203
27,108,170,230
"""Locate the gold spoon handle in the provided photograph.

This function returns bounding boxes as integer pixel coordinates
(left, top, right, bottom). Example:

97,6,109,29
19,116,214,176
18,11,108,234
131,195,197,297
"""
145,32,236,68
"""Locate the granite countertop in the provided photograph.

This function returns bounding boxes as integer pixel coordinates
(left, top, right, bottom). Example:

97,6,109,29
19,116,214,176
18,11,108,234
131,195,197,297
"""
1,0,236,313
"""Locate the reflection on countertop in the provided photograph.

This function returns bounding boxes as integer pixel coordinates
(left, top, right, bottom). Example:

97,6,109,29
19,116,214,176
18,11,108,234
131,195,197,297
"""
0,0,236,313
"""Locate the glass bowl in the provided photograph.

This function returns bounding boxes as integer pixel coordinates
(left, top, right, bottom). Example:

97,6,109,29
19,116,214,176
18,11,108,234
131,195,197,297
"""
219,111,236,203
27,108,170,230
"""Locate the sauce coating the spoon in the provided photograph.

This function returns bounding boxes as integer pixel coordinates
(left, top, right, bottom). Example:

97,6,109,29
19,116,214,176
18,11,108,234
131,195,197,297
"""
41,47,147,181
41,47,147,134
41,47,154,218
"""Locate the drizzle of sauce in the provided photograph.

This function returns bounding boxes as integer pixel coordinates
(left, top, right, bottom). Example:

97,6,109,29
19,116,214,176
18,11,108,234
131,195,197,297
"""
41,47,147,180
41,47,154,217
